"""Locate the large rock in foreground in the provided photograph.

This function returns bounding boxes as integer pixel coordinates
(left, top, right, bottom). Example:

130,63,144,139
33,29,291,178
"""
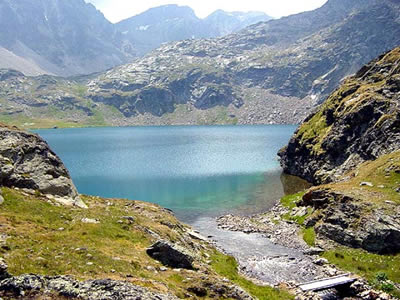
0,275,177,300
279,47,400,184
0,124,86,208
147,240,195,269
301,187,400,254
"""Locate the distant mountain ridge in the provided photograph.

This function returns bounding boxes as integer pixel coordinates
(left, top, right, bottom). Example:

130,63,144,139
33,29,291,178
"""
83,0,400,120
1,0,400,128
0,0,135,76
0,1,271,76
115,5,272,56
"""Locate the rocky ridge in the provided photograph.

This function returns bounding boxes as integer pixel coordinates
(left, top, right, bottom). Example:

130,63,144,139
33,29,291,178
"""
0,0,135,76
279,47,400,185
84,0,400,121
2,0,400,127
0,0,271,77
115,5,272,56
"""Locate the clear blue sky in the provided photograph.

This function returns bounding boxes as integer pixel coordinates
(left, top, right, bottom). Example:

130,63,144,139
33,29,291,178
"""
86,0,328,23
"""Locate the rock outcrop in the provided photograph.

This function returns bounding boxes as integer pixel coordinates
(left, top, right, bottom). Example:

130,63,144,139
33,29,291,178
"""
279,47,400,184
279,47,400,254
300,188,400,254
147,240,195,269
0,124,86,208
0,275,178,300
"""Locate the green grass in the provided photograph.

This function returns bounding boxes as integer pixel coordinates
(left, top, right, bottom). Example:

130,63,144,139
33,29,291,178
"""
301,227,316,247
323,248,400,298
0,187,294,299
211,252,294,300
280,192,312,225
280,192,305,209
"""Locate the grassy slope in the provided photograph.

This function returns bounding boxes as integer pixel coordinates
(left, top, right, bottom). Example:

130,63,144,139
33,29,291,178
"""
0,187,293,299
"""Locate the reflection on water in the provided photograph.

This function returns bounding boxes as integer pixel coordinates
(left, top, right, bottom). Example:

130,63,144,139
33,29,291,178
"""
35,125,306,224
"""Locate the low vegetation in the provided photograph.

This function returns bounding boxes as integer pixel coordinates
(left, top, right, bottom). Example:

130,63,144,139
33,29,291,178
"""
323,248,400,298
0,187,293,299
211,251,294,300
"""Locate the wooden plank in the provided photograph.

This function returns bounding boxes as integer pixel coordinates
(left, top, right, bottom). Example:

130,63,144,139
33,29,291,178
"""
299,274,356,292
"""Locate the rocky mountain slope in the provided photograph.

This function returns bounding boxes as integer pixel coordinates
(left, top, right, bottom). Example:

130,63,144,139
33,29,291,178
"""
212,47,400,298
116,5,272,56
1,0,400,127
279,47,400,185
0,0,135,76
80,0,400,124
277,45,400,282
0,0,271,77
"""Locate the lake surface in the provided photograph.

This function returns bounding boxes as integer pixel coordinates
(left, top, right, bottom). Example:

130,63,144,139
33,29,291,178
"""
36,125,299,223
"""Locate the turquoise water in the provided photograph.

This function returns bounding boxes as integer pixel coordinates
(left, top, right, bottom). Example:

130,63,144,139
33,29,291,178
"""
35,125,298,223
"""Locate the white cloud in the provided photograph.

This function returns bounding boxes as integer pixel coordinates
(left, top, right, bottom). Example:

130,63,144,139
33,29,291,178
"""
86,0,328,23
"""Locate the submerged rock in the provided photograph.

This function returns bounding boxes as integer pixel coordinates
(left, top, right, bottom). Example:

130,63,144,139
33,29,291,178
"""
146,240,195,269
0,125,86,208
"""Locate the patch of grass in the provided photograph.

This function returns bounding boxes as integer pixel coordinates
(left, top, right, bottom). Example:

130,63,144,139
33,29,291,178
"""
321,151,400,205
0,114,81,129
301,227,316,247
280,192,305,209
323,247,400,298
211,252,294,300
282,207,313,226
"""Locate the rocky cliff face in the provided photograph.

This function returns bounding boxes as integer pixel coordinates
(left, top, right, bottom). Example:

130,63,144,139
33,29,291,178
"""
279,47,400,184
0,123,86,208
0,0,135,76
278,47,400,254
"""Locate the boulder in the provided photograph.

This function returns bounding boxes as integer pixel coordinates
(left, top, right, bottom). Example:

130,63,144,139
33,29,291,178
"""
304,189,400,254
146,240,195,269
0,125,86,209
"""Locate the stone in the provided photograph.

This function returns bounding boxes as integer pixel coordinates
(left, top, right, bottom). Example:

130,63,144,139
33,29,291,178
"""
0,195,4,205
81,218,100,224
146,240,195,269
0,126,87,209
360,182,374,187
313,258,329,266
187,230,208,241
121,216,135,223
303,247,324,256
